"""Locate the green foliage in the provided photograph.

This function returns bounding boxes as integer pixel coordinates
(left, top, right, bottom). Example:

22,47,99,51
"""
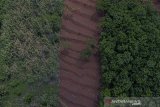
0,0,7,29
0,0,63,106
80,47,93,60
98,0,160,105
0,85,8,97
80,39,96,60
24,94,33,104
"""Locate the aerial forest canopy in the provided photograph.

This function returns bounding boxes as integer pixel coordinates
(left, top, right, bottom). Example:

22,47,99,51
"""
98,0,160,105
0,0,63,106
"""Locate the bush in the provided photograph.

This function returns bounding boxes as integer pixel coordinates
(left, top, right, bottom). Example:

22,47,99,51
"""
0,85,8,97
98,0,160,106
24,94,33,104
80,47,93,60
80,39,96,60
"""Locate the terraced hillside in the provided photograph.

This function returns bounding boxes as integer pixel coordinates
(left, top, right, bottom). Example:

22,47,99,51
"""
59,0,100,107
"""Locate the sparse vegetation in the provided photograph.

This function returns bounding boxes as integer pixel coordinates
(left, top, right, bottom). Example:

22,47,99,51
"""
59,40,70,52
98,0,160,106
0,0,63,106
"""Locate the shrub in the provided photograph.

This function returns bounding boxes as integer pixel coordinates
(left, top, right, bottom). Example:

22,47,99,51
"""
0,85,8,97
98,0,160,106
24,94,33,104
80,39,96,60
80,47,93,60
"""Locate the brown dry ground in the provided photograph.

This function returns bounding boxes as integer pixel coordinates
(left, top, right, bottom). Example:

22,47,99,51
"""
59,0,100,107
153,0,160,11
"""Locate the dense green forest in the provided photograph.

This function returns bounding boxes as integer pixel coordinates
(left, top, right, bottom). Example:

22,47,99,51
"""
97,0,160,106
0,0,63,106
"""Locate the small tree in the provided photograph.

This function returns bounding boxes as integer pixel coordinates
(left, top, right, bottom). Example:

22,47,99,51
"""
80,39,97,60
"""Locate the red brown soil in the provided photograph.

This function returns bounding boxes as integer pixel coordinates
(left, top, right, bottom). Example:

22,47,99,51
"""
153,0,160,11
59,0,100,107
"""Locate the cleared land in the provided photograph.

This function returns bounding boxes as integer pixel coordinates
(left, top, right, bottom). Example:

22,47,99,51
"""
59,0,100,107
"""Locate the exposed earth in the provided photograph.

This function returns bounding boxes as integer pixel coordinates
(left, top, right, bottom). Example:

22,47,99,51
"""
59,0,100,107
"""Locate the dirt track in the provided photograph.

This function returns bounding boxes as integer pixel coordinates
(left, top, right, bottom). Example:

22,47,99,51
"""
153,0,160,11
59,0,100,107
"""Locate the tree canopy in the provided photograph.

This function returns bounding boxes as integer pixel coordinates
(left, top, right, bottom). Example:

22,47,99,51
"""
98,1,160,106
